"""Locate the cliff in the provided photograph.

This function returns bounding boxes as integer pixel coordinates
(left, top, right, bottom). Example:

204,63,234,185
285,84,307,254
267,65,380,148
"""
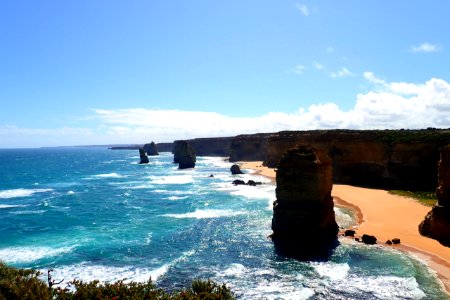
143,141,159,156
272,145,338,259
229,133,272,162
187,137,234,156
419,145,450,244
228,129,450,190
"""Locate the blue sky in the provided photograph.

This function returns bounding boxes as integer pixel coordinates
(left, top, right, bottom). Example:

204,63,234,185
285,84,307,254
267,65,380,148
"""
1,1,450,147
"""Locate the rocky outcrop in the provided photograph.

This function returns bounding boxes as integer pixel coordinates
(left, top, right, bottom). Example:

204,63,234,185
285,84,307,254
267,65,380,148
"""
262,129,450,190
419,145,450,245
271,145,338,259
188,137,234,156
230,164,243,175
143,141,159,156
173,140,196,169
139,148,149,164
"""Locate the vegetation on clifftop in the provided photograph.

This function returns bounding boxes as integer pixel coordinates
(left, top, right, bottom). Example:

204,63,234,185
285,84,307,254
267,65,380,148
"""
389,190,437,206
0,262,234,300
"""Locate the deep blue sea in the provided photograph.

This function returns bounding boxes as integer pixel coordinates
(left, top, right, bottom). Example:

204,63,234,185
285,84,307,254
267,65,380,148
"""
0,148,448,299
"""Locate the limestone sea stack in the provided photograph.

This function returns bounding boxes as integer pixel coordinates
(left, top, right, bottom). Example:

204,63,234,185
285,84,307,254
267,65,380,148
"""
173,140,196,169
272,144,338,259
143,141,159,156
139,148,149,164
230,164,243,175
419,145,450,245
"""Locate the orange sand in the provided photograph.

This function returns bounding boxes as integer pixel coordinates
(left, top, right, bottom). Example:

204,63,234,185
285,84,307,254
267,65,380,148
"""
240,161,450,293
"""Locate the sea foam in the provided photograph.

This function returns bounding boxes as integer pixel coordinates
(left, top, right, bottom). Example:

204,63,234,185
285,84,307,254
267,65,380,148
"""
0,188,53,199
161,209,247,219
0,246,76,264
150,175,194,185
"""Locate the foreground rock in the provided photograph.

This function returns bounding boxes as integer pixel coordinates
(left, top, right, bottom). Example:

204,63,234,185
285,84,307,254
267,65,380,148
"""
230,164,243,174
419,145,450,245
143,141,159,156
139,148,149,164
271,144,338,259
173,140,196,169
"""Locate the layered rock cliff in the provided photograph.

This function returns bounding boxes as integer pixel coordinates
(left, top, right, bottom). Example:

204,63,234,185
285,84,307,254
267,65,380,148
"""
173,140,196,169
272,145,338,259
228,129,450,190
187,137,233,156
229,133,272,162
143,141,159,156
419,145,450,244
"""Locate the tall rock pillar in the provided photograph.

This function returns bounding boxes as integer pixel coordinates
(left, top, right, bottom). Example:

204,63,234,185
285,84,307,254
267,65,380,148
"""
272,144,338,259
419,145,450,244
173,140,196,169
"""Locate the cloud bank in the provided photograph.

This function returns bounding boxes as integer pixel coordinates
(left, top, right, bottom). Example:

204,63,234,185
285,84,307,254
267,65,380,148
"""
1,74,450,147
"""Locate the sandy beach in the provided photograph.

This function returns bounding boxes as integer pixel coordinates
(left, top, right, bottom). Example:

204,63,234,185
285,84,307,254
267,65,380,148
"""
240,161,450,293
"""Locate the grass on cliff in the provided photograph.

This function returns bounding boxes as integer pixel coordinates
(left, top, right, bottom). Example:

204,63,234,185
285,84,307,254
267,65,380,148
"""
0,261,234,300
389,190,437,206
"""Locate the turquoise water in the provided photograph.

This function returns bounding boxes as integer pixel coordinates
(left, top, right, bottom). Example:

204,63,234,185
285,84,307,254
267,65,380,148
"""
0,148,447,299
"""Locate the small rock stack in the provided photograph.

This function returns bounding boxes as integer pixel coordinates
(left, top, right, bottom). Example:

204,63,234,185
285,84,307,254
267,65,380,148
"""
419,145,450,245
143,141,159,156
272,144,338,259
139,148,149,164
173,140,196,169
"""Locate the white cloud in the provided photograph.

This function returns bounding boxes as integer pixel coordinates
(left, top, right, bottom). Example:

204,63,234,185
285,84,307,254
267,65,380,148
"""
326,46,335,53
330,67,355,78
292,65,307,74
411,42,442,53
313,61,325,70
295,3,309,16
2,75,450,148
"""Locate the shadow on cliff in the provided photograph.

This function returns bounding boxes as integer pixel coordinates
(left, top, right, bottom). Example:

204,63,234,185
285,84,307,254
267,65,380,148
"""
271,236,340,261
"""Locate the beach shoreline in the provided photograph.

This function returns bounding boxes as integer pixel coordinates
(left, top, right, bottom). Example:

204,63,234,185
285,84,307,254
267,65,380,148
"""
239,161,450,294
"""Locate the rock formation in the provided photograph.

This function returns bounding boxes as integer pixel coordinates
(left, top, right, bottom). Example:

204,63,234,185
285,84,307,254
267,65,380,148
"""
271,144,338,259
138,148,149,164
143,141,159,156
173,140,196,169
419,145,450,245
230,164,243,175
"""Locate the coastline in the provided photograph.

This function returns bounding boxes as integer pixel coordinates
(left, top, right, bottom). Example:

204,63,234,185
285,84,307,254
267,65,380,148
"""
240,161,450,294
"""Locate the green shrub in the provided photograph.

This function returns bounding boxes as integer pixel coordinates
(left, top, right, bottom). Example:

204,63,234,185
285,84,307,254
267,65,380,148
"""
0,262,235,300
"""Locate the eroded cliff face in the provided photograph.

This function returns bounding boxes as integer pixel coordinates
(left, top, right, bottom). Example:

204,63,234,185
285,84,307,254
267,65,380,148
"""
188,137,234,157
272,145,338,259
229,133,272,162
419,145,450,244
261,130,450,190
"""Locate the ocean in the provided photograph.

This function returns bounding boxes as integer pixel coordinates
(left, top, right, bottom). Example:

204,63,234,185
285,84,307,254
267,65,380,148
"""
0,147,448,299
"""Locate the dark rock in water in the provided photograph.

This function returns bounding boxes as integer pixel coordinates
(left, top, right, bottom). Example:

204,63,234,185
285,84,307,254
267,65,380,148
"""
232,179,246,185
230,164,243,175
386,240,393,245
209,174,214,178
248,180,262,186
143,141,159,156
419,145,450,245
139,148,149,164
344,230,356,237
271,144,338,260
173,140,196,169
361,234,377,245
392,238,401,244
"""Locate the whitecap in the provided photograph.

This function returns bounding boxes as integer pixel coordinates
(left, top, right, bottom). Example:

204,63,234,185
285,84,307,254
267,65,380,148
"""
161,209,247,219
92,173,124,179
44,250,195,284
67,191,75,195
313,262,350,281
165,196,189,201
222,263,247,277
0,246,76,264
331,275,426,299
150,175,194,185
0,188,53,199
10,209,46,215
0,204,27,209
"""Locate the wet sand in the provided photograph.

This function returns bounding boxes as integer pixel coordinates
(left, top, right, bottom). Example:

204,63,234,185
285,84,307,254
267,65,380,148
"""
240,161,450,293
